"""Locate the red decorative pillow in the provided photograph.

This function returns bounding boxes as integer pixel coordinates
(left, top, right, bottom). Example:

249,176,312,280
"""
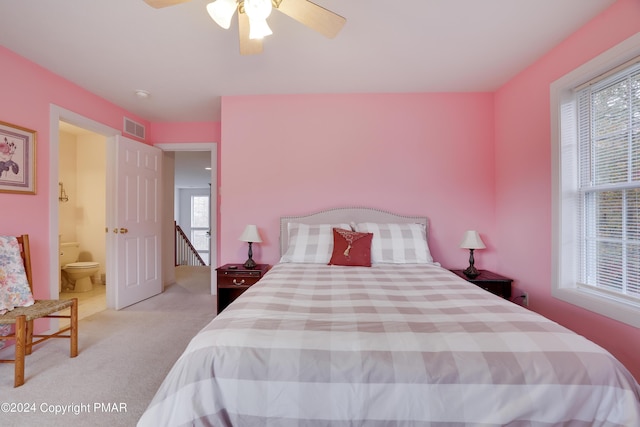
329,228,373,267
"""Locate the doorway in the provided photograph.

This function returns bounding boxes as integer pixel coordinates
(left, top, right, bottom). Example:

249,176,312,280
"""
49,106,121,315
58,122,107,321
157,143,218,295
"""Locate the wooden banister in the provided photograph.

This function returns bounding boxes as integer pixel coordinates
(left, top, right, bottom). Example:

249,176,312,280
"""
175,221,206,266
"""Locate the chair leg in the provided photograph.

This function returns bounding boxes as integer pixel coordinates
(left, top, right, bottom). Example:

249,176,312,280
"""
70,298,78,357
25,319,34,355
14,315,26,387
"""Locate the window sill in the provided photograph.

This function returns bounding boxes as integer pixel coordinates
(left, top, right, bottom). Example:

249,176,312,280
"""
552,287,640,329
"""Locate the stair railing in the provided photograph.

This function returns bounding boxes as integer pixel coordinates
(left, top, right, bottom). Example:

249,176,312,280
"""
175,221,206,266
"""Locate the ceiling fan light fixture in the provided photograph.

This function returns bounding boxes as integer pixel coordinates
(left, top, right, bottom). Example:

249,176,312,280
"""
244,0,273,39
248,18,272,39
207,0,237,29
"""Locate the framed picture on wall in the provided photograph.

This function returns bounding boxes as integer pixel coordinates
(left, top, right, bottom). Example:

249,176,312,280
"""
0,120,36,195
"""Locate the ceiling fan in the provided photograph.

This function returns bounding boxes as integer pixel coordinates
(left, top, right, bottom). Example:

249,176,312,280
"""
144,0,346,55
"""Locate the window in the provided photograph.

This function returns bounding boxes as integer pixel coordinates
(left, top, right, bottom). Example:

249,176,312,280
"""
552,33,640,328
577,65,640,302
191,195,210,265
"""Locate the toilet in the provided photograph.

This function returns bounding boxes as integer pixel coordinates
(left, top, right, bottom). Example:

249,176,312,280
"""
60,242,99,292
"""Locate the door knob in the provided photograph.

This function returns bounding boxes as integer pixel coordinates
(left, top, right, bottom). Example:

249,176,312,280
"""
119,228,128,234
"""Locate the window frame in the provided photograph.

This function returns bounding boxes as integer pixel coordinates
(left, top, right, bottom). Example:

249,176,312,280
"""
190,194,210,265
551,32,640,328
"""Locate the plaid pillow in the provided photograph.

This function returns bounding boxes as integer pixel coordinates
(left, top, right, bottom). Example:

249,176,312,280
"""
354,222,434,264
280,223,351,264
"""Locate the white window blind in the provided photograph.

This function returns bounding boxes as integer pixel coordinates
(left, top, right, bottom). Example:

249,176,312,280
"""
576,63,640,304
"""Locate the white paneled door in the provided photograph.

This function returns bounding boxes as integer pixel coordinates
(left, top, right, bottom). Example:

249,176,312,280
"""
112,135,162,309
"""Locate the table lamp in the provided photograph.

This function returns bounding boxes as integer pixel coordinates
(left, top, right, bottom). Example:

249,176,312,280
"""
460,230,485,279
239,225,262,269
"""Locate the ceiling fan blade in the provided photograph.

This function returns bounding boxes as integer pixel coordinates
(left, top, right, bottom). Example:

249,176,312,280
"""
143,0,191,8
238,10,263,55
276,0,346,39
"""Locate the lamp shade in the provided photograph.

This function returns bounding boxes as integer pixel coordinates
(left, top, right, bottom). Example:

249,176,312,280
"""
239,224,263,243
207,0,237,29
244,0,272,20
244,0,273,39
459,230,486,250
248,17,272,39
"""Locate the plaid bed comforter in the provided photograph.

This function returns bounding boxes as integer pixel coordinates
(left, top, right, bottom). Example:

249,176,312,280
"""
138,263,640,426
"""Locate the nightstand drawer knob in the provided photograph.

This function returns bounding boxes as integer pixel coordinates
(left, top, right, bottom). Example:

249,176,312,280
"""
232,279,245,286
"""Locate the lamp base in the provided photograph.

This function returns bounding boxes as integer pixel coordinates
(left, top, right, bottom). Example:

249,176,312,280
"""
463,265,480,279
463,248,480,279
243,241,257,269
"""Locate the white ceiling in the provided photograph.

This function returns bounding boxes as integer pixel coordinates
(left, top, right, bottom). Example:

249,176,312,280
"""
174,151,212,188
0,0,616,122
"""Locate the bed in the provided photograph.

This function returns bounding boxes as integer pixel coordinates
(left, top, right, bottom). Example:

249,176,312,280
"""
138,207,640,426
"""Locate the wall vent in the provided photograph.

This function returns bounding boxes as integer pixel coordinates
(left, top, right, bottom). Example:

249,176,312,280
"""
123,117,145,140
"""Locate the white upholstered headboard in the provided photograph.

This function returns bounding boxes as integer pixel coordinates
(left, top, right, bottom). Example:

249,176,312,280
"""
279,207,429,256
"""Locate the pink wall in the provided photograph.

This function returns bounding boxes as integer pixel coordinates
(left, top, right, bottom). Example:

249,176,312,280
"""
0,46,150,300
494,0,640,380
220,93,498,270
149,122,220,144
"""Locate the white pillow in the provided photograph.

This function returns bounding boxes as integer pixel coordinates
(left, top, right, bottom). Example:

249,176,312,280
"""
280,223,351,263
354,222,434,264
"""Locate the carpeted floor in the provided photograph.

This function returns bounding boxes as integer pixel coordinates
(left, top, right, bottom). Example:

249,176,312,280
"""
0,266,215,427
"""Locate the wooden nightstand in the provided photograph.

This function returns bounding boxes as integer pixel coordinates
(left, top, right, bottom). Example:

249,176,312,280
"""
216,263,269,314
450,269,513,299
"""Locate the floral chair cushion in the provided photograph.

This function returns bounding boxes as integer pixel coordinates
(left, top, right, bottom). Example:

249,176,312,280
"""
0,236,34,315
